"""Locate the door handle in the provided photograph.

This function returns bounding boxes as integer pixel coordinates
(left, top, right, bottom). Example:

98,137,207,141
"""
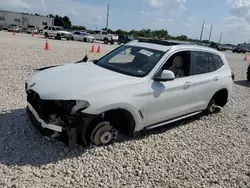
183,82,192,89
213,76,219,81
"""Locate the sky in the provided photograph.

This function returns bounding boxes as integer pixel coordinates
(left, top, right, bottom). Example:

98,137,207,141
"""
0,0,250,44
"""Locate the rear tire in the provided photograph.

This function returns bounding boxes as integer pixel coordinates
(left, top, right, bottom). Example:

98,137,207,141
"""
247,73,250,81
204,99,216,115
45,33,49,38
104,38,108,44
56,34,61,40
83,38,87,42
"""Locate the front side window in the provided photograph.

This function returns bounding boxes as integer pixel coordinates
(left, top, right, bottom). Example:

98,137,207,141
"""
102,31,108,35
96,45,165,77
160,51,191,78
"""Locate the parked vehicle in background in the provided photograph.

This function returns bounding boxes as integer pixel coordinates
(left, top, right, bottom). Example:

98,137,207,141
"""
44,26,71,40
232,47,246,54
26,25,39,34
247,63,250,81
8,24,22,33
217,45,227,51
25,38,234,149
71,31,95,42
91,30,119,44
118,35,135,44
0,25,2,31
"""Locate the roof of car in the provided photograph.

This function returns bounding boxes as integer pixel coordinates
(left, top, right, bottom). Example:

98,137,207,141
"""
127,38,223,55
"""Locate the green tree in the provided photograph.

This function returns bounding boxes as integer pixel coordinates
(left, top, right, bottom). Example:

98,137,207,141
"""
71,25,86,31
62,16,71,29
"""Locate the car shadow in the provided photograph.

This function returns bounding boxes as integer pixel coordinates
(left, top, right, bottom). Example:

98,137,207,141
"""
234,80,250,87
0,107,216,167
0,108,85,167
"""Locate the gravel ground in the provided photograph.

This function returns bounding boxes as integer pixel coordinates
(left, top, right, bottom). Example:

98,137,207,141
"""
0,31,249,188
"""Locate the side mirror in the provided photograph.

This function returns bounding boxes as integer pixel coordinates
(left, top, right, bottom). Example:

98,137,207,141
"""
155,70,175,82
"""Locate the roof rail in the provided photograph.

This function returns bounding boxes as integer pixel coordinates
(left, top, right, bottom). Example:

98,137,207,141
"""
138,37,191,46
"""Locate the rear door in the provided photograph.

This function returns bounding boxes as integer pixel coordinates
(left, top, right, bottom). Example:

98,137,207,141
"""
189,51,221,112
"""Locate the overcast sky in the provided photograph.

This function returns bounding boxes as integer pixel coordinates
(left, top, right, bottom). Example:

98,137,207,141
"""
0,0,250,44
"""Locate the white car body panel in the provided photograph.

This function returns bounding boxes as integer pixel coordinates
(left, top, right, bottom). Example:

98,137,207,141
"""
26,41,233,133
72,33,94,42
147,76,195,126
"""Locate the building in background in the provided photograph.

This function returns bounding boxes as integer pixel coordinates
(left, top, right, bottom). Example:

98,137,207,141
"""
0,10,54,30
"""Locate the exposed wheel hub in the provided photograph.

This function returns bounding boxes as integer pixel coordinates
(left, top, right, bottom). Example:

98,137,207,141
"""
91,122,118,146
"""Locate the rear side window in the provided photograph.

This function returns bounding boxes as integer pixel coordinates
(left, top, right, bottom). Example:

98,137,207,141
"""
192,51,210,75
208,53,216,72
211,54,224,70
74,31,80,35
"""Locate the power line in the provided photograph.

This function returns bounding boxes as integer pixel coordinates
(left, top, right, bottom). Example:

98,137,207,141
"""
106,4,109,30
200,21,205,41
219,32,223,44
208,24,213,42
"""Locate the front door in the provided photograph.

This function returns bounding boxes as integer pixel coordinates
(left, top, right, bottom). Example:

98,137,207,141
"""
146,50,194,126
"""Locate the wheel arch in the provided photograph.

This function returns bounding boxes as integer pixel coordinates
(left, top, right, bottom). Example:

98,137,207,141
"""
84,104,142,137
211,88,229,107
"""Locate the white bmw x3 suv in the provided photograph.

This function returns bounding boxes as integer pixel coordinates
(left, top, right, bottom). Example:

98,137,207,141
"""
25,38,234,149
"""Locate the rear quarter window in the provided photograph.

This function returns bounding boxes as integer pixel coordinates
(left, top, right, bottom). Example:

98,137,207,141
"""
212,54,224,70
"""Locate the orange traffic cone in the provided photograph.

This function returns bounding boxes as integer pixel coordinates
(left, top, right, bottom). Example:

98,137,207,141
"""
45,40,49,50
91,41,95,52
96,43,101,53
244,55,247,61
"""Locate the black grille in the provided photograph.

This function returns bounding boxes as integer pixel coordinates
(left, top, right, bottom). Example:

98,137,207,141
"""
26,90,76,122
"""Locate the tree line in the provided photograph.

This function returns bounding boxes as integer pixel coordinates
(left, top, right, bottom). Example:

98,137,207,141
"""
28,13,216,44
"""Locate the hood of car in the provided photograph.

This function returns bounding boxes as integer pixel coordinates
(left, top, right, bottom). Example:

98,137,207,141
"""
59,31,71,35
26,62,141,100
85,35,94,39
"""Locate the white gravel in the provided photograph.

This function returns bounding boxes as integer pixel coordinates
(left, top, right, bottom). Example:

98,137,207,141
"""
0,31,249,188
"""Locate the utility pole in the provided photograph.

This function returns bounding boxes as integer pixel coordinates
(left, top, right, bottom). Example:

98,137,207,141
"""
219,32,223,44
208,24,213,42
200,21,205,41
106,4,109,30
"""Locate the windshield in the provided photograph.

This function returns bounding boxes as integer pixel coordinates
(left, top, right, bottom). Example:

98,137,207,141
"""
96,45,165,77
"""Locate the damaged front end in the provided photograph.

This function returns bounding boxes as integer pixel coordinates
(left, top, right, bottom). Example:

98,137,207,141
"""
26,89,96,149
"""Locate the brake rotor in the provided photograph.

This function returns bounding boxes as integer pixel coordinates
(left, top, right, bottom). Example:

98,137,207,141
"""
90,122,118,146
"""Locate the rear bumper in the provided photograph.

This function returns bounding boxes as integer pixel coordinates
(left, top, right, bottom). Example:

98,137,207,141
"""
27,103,63,132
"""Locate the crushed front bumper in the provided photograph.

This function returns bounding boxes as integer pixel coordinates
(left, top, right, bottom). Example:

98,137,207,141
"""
27,103,63,132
